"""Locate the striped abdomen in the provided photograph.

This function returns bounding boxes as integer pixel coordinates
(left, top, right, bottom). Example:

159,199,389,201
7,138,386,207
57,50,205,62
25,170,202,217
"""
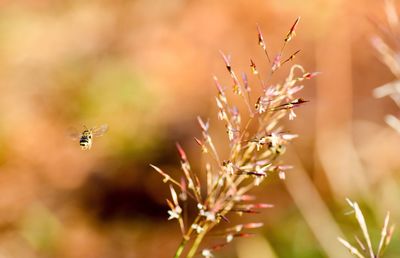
79,132,92,150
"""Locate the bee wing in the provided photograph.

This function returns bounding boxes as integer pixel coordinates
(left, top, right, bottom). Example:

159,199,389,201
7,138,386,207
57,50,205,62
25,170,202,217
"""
67,127,81,141
91,124,109,137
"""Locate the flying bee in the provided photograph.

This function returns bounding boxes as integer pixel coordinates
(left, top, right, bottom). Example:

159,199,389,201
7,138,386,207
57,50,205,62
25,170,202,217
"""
69,124,109,150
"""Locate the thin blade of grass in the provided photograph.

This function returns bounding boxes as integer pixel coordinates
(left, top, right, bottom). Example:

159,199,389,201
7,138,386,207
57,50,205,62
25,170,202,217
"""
338,237,366,258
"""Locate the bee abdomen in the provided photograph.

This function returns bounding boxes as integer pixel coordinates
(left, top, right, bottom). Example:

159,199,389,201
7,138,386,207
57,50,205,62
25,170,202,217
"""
80,136,91,147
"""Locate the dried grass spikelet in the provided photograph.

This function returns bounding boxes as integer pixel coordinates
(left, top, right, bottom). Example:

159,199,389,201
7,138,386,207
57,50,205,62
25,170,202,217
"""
151,17,317,258
372,0,400,133
338,199,395,258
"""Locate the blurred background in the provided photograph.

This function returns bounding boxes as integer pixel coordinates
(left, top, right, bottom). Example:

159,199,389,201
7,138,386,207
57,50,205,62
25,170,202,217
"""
0,0,399,257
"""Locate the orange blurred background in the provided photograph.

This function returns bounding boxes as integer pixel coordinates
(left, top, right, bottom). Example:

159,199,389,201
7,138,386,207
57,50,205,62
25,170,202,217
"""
0,0,398,257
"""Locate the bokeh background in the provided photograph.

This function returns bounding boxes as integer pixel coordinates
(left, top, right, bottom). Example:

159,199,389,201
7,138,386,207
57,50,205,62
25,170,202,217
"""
0,0,399,257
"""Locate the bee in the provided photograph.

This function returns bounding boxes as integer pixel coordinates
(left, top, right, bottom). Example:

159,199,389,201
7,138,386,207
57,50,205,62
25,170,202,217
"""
70,124,109,150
